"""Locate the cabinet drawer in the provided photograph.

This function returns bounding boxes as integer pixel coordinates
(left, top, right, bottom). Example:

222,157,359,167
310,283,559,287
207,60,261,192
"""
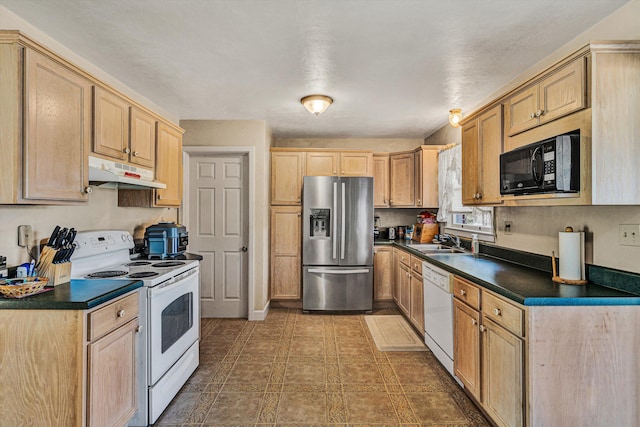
482,292,524,337
88,292,139,341
398,250,410,267
410,255,423,276
453,276,480,310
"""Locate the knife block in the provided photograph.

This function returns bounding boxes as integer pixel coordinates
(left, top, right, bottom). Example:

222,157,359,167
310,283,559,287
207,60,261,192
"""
44,262,71,286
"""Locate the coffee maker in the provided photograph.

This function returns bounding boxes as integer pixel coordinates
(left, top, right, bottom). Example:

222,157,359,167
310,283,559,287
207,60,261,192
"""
374,216,380,238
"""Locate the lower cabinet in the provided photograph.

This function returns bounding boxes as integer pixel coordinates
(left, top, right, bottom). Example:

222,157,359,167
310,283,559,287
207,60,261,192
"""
409,269,424,335
270,206,302,299
397,260,411,316
0,290,140,427
393,249,424,334
373,246,393,301
453,275,524,427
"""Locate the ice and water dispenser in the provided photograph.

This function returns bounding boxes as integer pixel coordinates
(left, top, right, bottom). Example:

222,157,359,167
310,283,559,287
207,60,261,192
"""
309,209,331,238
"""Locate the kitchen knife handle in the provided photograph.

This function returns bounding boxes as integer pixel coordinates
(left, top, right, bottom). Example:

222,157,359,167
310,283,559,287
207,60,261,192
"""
48,225,61,247
340,181,346,260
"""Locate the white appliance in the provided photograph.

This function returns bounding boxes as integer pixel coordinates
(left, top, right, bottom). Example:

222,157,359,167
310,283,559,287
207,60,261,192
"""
422,260,460,383
70,230,200,426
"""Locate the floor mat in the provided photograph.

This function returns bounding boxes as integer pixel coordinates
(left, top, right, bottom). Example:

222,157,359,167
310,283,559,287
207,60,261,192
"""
365,315,427,351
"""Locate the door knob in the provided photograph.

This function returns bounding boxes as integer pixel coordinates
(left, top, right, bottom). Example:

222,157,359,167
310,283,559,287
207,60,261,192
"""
241,246,248,252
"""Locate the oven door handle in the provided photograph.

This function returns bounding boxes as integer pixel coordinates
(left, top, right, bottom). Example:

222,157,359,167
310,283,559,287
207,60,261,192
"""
150,267,198,296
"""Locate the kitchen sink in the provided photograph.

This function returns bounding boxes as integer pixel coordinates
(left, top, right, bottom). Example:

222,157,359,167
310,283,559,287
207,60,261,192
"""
406,243,467,254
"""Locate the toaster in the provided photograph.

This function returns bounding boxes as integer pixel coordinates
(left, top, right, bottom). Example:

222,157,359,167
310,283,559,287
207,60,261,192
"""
143,222,188,259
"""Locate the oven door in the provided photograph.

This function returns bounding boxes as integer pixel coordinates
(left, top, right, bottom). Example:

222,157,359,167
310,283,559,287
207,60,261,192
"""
149,266,200,385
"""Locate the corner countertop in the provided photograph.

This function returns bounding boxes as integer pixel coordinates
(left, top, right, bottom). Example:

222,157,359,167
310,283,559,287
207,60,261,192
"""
376,239,640,306
0,279,143,310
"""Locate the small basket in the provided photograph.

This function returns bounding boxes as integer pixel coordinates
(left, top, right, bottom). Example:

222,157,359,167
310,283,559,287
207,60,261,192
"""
0,277,49,298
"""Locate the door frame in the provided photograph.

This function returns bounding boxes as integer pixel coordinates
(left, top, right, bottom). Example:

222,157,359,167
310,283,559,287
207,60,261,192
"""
181,146,256,320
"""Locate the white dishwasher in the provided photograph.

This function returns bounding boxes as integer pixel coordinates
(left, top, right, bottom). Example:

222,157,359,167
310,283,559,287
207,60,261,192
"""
423,260,458,380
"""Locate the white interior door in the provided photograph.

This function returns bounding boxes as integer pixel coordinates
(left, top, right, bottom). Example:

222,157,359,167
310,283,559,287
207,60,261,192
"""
188,154,248,318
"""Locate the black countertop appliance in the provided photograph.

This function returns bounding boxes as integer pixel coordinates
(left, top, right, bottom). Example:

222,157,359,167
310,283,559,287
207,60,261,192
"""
144,222,188,259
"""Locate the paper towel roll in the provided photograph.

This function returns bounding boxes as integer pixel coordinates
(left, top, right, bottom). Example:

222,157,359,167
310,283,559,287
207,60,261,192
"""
559,231,585,280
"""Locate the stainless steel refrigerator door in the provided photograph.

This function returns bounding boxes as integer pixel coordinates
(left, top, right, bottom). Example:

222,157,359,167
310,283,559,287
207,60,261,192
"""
340,177,374,266
303,176,340,266
302,266,373,311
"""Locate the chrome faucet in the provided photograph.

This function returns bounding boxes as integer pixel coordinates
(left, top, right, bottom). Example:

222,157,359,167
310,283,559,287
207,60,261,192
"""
440,233,461,248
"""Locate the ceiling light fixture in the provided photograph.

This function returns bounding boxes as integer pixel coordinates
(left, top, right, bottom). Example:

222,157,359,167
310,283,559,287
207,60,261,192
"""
448,109,463,127
301,95,333,116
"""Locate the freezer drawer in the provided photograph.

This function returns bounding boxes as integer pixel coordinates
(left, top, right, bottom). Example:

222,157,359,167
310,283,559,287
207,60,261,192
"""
303,266,373,311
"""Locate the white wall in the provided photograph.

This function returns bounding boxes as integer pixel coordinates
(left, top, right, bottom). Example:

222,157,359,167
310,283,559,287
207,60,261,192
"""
0,189,177,266
181,120,272,314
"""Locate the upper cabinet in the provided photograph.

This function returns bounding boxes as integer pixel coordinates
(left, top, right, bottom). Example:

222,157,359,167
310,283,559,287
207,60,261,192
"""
0,40,92,204
389,151,415,207
154,122,184,207
462,105,503,205
373,153,390,207
306,151,373,177
271,151,305,205
129,107,156,169
505,57,586,136
414,146,440,207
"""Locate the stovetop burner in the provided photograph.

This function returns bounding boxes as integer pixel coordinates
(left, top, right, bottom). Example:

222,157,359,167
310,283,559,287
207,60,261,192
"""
87,270,128,278
153,261,185,268
126,261,153,267
128,271,160,279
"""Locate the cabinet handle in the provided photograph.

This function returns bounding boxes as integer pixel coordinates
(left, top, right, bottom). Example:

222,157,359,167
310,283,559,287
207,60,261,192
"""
471,318,477,325
460,289,466,296
84,186,93,194
390,200,394,204
479,325,486,332
493,308,502,316
136,325,144,333
297,198,301,203
477,193,482,199
133,151,139,157
536,109,544,117
333,171,337,174
341,170,345,174
417,198,421,204
117,309,126,318
530,112,536,119
157,194,162,200
123,147,131,154
297,213,301,217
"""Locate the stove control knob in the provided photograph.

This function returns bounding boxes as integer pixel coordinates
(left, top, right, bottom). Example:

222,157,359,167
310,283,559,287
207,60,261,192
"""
121,235,127,242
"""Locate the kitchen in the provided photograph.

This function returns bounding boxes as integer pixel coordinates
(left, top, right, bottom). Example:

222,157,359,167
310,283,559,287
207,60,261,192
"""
1,1,639,426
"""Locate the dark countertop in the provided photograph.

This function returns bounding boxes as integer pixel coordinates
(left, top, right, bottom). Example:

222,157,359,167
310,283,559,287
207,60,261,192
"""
0,279,143,310
376,239,640,306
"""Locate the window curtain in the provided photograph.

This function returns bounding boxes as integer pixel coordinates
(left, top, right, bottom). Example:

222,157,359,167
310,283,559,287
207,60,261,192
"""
437,144,461,222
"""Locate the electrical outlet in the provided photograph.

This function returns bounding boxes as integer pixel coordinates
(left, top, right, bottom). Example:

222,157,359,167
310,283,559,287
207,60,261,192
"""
18,225,33,247
504,221,513,235
619,224,640,246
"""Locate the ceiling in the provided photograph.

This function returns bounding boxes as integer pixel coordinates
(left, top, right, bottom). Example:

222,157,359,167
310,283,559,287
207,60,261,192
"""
0,0,630,139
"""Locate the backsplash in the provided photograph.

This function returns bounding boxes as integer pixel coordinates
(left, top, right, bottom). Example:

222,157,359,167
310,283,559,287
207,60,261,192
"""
0,188,177,267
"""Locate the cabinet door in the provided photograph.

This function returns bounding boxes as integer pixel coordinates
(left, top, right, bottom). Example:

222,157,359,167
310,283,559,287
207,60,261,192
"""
23,48,91,202
410,271,424,334
129,107,156,168
539,57,586,125
306,152,339,176
477,105,503,204
87,318,138,427
93,86,129,162
270,206,302,299
482,317,524,427
392,249,400,302
397,262,411,316
155,122,183,207
389,152,415,206
453,298,481,401
373,154,390,207
340,152,373,176
461,120,479,205
415,147,440,207
271,152,305,205
373,247,393,301
505,85,539,136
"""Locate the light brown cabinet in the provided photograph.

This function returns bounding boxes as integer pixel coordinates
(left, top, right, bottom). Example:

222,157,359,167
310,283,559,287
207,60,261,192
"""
389,151,415,207
453,275,524,427
271,151,305,205
409,269,424,335
270,206,302,299
394,249,424,334
306,151,373,176
461,104,503,205
373,246,393,301
93,86,131,162
0,291,140,427
397,261,411,316
373,153,390,207
0,43,92,204
154,122,183,207
505,57,586,136
129,107,156,169
414,146,441,207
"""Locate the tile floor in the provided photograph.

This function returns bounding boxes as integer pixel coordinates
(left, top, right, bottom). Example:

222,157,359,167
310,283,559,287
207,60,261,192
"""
155,307,490,427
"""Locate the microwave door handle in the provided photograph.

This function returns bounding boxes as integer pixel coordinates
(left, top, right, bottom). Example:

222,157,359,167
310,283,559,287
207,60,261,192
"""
531,146,543,186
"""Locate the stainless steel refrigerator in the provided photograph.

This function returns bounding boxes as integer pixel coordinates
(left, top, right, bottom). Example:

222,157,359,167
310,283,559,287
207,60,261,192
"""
302,176,374,311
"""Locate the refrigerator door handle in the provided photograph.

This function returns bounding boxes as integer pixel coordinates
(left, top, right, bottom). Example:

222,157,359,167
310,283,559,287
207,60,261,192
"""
308,268,371,274
332,181,338,260
341,181,346,259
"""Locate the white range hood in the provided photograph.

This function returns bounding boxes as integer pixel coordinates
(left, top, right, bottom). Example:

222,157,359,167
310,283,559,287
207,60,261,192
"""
88,156,166,189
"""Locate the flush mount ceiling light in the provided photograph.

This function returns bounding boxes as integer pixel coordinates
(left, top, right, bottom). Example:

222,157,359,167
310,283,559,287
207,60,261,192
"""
449,108,463,127
301,95,333,116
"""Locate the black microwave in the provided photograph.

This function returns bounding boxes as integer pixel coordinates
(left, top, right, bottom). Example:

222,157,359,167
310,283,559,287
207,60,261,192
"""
499,132,580,195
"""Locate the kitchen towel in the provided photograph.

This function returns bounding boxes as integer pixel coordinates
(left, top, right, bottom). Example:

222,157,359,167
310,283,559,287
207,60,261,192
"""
559,230,585,280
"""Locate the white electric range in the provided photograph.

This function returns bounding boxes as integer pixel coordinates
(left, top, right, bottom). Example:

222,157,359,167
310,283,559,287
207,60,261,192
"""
70,230,200,426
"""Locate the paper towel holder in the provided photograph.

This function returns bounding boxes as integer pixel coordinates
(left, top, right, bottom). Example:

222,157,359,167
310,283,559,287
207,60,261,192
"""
551,250,588,285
